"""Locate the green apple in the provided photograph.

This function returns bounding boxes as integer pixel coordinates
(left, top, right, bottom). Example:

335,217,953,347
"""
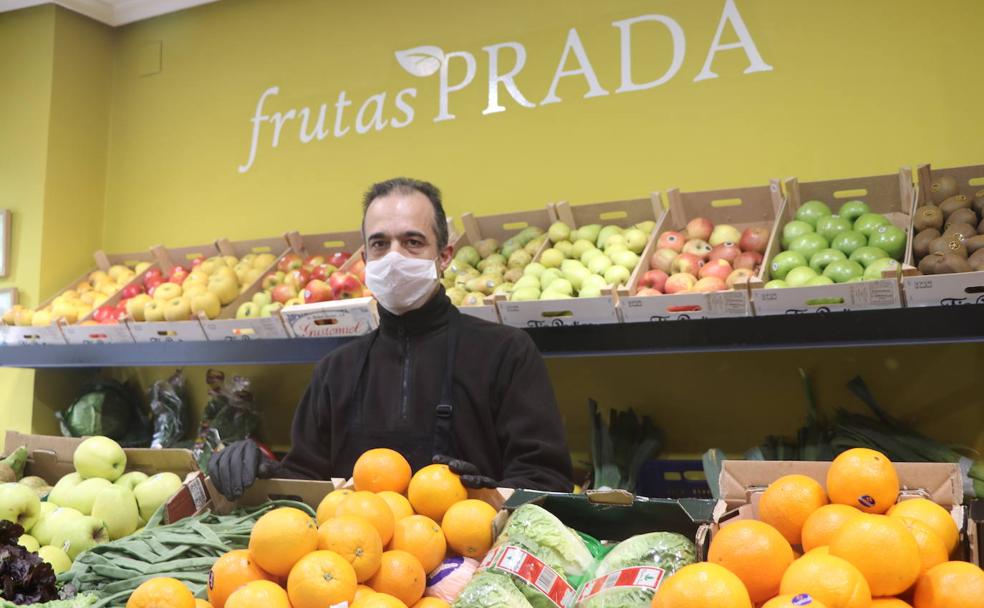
770,251,808,280
553,240,574,258
133,472,183,522
61,478,113,515
863,258,900,281
561,259,585,274
785,266,819,287
604,243,628,257
838,200,871,223
18,476,51,499
788,233,829,264
846,276,864,283
578,285,603,298
251,291,273,308
764,280,789,289
50,514,109,559
595,225,623,249
539,269,564,290
604,265,631,286
781,221,815,248
866,224,907,260
30,506,83,546
513,275,540,291
38,545,73,575
91,485,139,540
577,224,602,245
454,246,480,267
582,274,608,291
49,473,83,508
539,248,565,268
570,240,596,260
510,287,541,301
849,246,890,268
622,229,648,254
823,259,865,283
37,501,57,522
634,220,657,234
809,248,848,274
540,290,573,300
564,267,591,291
816,216,853,242
610,250,640,271
522,262,546,278
580,248,604,265
18,533,40,552
547,278,574,296
260,303,283,317
547,221,571,243
74,436,127,481
603,233,628,251
831,230,868,256
114,471,149,491
807,275,835,286
236,302,261,319
587,255,613,275
795,200,832,227
0,483,41,530
853,213,891,237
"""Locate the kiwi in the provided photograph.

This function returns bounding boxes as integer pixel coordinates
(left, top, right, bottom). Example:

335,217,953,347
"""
918,253,943,275
912,205,944,232
973,189,984,218
912,228,941,259
929,236,968,258
942,222,977,242
936,253,972,274
965,234,984,256
969,248,984,271
939,194,973,219
930,174,959,204
946,207,979,229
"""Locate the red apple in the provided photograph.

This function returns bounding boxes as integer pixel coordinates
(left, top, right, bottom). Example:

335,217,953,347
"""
93,305,117,323
277,253,304,273
305,255,326,268
121,284,145,299
739,226,770,254
682,239,713,260
327,252,351,268
329,272,364,299
261,271,284,291
664,273,697,294
168,266,189,285
189,256,205,268
639,269,669,292
733,251,764,271
726,268,755,289
636,287,663,296
649,248,678,273
672,253,704,275
693,276,728,293
656,231,686,253
272,283,298,304
311,263,338,282
699,258,733,281
301,279,333,304
143,268,164,284
284,268,311,290
708,242,741,264
685,217,714,241
145,277,164,296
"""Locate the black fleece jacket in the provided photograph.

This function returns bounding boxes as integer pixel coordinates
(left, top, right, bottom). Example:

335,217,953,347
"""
280,288,574,491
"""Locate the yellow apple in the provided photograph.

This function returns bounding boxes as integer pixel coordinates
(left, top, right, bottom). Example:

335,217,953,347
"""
223,255,238,268
182,283,208,298
88,270,109,283
75,304,93,320
253,253,276,269
91,293,109,307
117,270,136,284
75,281,92,293
284,297,304,307
14,308,34,326
143,300,165,322
31,310,52,327
190,292,221,320
186,270,209,285
61,289,79,300
153,282,182,301
211,265,238,284
134,262,151,275
3,305,22,325
99,285,119,297
198,259,221,275
125,294,152,321
52,302,78,324
244,268,264,286
163,297,192,322
207,275,239,305
106,265,129,281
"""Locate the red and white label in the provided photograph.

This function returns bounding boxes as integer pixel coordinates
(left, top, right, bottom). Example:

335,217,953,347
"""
479,545,576,608
575,567,666,603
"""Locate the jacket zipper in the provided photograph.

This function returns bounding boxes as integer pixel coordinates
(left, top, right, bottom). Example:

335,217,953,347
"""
400,329,411,420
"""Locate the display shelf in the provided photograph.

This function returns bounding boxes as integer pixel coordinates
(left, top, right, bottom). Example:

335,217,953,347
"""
2,305,984,368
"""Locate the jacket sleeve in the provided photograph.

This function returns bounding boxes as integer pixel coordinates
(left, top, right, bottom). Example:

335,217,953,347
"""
493,331,574,492
279,362,334,480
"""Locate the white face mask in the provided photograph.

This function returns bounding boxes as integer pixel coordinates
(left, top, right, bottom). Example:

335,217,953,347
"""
365,251,440,315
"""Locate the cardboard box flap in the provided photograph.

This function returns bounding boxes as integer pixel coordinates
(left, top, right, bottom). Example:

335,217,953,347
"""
165,472,336,523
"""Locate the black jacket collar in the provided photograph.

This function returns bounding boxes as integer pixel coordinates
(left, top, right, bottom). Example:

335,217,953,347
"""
378,287,452,338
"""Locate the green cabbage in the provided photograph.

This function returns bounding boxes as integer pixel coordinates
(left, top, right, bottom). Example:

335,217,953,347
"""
453,571,534,608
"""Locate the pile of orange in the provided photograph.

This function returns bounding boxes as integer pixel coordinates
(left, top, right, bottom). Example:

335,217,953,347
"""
655,448,984,608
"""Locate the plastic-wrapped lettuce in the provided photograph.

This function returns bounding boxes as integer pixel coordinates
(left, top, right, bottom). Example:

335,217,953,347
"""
575,532,696,608
496,504,595,581
453,571,535,608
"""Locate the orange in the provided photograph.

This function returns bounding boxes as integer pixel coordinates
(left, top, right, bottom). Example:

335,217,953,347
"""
248,507,319,577
780,553,872,608
826,448,899,514
897,518,948,576
207,550,277,608
224,581,290,608
870,600,912,607
802,504,862,552
337,491,396,545
708,520,795,603
806,546,831,556
353,449,412,494
287,550,358,608
195,601,213,608
318,515,383,582
351,593,408,608
407,465,467,522
127,577,196,608
411,599,450,608
887,499,958,555
354,585,375,601
913,560,984,608
762,594,829,608
651,563,752,608
316,489,354,525
367,550,426,607
391,515,447,574
440,499,497,559
829,514,921,597
378,491,415,523
758,474,829,545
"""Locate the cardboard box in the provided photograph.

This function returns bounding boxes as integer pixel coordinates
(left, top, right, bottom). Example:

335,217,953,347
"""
752,171,914,315
619,184,779,322
970,499,983,567
451,206,556,324
713,460,977,565
497,197,663,328
903,164,984,307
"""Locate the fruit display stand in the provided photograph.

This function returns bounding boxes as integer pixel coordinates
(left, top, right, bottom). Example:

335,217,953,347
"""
903,163,984,307
278,230,379,338
619,184,780,322
496,197,663,327
752,170,915,315
452,206,556,323
713,459,979,565
198,236,292,341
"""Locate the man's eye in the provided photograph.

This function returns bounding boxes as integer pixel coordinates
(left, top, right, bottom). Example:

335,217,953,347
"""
407,239,423,247
370,241,386,249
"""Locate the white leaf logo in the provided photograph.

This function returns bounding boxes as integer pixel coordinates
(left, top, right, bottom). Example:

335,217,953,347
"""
395,45,445,77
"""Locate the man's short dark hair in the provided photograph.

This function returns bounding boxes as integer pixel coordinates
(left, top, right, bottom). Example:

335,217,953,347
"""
362,177,449,250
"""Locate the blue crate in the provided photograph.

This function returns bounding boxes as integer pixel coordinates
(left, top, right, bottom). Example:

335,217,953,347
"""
636,459,712,499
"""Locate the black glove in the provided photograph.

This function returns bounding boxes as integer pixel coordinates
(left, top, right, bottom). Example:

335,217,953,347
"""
208,439,282,500
433,454,496,489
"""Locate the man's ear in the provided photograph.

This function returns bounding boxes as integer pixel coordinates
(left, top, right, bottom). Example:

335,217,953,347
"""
438,244,454,271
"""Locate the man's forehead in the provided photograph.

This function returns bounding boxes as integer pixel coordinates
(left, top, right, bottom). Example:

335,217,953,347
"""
364,191,436,230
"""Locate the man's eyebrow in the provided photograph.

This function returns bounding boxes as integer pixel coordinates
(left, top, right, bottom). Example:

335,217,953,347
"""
368,230,429,241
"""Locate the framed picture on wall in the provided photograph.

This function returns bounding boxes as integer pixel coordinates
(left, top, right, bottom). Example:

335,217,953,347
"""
0,210,9,277
0,287,16,315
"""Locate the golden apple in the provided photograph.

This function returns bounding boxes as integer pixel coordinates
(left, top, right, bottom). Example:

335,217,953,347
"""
125,294,152,321
61,289,79,300
3,305,22,325
284,297,304,307
198,259,222,275
143,300,166,322
241,253,257,266
182,283,208,298
107,265,130,281
253,253,276,269
186,270,209,285
88,270,109,283
134,262,151,275
75,304,93,319
91,293,109,307
31,310,52,327
207,275,239,305
153,282,182,301
14,308,34,326
190,292,221,320
52,302,78,324
211,265,238,284
244,268,264,286
75,281,92,293
163,297,192,322
223,255,238,268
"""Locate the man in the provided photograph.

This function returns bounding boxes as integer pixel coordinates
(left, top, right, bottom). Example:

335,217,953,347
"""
210,177,573,499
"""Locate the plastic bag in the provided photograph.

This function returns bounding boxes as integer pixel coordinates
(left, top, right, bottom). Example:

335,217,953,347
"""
148,370,188,449
56,379,151,447
195,369,260,472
